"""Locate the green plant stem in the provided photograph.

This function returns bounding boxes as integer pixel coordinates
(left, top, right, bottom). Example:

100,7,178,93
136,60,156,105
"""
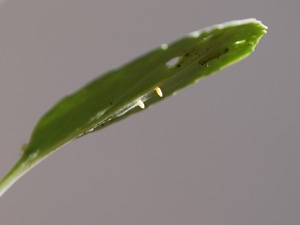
0,153,40,197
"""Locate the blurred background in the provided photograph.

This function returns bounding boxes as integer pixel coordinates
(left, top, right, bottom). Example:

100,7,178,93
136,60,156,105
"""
0,0,299,225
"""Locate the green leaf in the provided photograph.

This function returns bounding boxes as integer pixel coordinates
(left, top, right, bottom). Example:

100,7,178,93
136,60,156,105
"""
0,19,267,197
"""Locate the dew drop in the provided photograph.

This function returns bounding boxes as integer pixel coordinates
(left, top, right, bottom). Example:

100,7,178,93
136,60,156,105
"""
161,43,168,50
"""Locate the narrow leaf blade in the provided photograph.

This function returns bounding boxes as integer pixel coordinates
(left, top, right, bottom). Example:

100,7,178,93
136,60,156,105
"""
0,19,267,197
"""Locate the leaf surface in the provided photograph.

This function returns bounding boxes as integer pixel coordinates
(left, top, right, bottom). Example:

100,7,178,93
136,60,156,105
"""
0,19,267,197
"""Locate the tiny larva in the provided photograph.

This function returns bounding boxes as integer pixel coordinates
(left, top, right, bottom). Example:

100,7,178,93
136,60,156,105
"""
137,99,145,109
155,87,163,97
137,87,163,109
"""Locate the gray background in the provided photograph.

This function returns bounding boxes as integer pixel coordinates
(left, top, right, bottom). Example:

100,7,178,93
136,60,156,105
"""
0,0,299,225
